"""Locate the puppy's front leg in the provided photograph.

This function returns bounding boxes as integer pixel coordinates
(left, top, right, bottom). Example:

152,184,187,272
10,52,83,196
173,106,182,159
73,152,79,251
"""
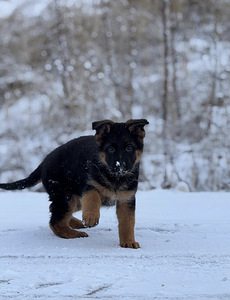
116,198,140,249
82,190,101,227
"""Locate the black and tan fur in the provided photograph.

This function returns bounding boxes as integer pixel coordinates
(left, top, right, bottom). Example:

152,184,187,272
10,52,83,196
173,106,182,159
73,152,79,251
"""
0,119,149,248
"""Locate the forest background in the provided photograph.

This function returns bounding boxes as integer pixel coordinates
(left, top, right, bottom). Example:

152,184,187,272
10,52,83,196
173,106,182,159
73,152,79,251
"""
0,0,230,192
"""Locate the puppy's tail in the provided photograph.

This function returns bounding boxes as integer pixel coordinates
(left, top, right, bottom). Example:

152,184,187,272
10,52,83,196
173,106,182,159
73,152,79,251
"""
0,164,42,190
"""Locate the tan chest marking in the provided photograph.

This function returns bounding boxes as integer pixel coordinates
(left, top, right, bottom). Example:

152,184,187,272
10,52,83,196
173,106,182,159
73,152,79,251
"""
91,180,136,202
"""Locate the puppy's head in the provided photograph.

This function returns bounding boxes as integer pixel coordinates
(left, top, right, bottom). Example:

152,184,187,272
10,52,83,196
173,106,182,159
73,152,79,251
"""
92,119,149,175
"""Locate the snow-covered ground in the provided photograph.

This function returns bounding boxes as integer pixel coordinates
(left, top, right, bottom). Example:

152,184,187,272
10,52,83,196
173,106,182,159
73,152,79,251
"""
0,189,230,299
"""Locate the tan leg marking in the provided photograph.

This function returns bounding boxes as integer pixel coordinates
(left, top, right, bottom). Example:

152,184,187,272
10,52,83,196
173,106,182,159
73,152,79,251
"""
49,195,88,239
116,202,140,249
82,190,101,227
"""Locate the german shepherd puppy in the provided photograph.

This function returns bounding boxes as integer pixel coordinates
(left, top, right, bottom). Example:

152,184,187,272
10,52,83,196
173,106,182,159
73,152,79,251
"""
0,119,148,248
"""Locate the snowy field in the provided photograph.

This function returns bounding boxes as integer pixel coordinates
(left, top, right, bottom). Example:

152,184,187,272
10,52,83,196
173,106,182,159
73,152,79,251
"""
0,189,230,299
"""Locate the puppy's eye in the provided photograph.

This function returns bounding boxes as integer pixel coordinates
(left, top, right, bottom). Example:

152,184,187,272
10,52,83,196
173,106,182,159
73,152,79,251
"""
107,145,115,153
126,144,133,152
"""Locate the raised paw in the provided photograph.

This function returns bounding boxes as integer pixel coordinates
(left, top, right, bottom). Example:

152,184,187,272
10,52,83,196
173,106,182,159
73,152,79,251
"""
81,190,101,228
82,213,99,228
120,241,140,249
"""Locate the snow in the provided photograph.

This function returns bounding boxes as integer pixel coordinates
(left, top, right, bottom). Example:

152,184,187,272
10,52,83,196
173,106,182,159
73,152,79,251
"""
1,189,230,299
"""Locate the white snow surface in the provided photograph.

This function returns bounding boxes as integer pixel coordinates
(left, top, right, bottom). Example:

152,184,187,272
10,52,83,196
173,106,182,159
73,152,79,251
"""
0,189,230,299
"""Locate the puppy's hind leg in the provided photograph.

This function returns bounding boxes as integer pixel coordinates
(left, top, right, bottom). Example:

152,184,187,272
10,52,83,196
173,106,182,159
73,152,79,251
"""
49,192,88,239
69,195,85,229
69,217,85,229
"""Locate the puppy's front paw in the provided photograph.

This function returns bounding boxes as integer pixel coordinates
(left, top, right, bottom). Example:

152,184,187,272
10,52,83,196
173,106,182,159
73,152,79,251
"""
81,190,101,228
82,213,100,228
120,240,140,249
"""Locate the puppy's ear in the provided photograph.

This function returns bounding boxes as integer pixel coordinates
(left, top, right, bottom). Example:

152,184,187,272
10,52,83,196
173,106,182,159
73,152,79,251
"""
125,119,149,139
92,120,114,145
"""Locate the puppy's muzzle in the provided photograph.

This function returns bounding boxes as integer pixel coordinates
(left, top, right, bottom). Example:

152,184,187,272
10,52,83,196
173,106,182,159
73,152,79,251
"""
114,161,127,175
